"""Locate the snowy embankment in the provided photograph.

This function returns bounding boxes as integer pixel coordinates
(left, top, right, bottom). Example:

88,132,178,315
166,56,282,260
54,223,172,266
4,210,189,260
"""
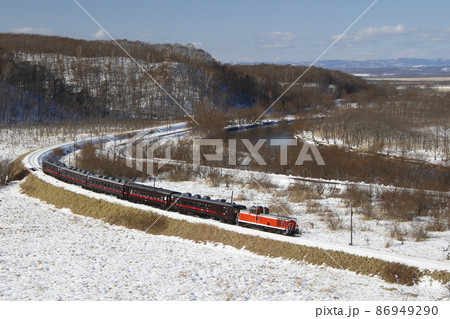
1,181,447,300
31,168,450,273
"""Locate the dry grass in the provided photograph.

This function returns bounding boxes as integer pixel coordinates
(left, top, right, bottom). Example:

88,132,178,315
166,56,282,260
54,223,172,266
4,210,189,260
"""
0,160,9,185
426,220,448,232
268,202,293,217
205,167,223,187
1,153,29,185
21,174,450,286
287,182,319,202
341,185,371,208
21,174,169,233
355,203,377,220
305,201,321,214
325,213,344,231
388,224,408,242
379,263,421,286
233,192,247,201
165,165,195,182
410,223,429,242
247,176,277,190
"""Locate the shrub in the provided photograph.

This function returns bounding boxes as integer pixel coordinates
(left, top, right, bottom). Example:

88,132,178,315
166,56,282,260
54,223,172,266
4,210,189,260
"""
287,182,319,202
380,189,440,222
342,184,370,208
0,160,10,186
379,190,416,221
166,165,194,182
313,183,327,196
247,176,276,190
268,202,293,217
410,223,429,242
233,192,247,201
327,185,341,197
325,212,344,231
52,147,66,159
355,203,376,220
206,167,222,187
388,224,408,242
425,220,448,232
0,155,29,186
305,200,321,214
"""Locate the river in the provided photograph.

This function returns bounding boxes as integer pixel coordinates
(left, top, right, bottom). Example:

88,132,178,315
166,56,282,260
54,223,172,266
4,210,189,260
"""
225,122,296,147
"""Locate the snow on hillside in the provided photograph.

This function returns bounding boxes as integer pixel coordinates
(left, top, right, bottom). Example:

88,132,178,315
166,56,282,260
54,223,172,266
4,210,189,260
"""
0,181,447,300
11,52,202,113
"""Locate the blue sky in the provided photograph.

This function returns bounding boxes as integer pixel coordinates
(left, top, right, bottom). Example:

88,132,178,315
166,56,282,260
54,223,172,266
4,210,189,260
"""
2,0,450,63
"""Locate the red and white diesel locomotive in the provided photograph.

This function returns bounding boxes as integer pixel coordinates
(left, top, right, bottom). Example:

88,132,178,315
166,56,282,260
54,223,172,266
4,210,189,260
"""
238,206,298,235
42,160,299,236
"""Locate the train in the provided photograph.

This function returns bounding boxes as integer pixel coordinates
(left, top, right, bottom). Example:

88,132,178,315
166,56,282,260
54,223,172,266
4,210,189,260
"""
42,160,299,236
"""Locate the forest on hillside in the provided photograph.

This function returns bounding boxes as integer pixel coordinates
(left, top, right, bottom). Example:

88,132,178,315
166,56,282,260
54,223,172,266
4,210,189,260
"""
0,33,368,125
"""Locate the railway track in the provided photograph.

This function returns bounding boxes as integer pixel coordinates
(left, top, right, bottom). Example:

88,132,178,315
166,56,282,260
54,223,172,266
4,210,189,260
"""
22,123,450,272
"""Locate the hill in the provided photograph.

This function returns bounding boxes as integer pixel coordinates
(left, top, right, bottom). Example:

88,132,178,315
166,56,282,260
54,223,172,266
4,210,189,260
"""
0,33,368,125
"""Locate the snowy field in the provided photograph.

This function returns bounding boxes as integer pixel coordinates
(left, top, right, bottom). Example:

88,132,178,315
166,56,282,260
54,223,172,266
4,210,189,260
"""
1,181,448,301
1,124,449,300
297,130,449,167
151,178,450,265
0,126,96,162
87,132,450,265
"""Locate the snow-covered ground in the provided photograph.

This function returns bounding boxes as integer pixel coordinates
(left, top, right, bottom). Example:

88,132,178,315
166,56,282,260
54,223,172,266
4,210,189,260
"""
0,126,112,162
0,122,186,163
1,123,449,300
47,126,450,266
1,181,447,300
85,130,450,266
297,130,449,166
150,178,450,265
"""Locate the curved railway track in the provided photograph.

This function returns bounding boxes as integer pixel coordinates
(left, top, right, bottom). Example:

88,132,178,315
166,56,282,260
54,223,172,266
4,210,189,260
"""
22,123,450,272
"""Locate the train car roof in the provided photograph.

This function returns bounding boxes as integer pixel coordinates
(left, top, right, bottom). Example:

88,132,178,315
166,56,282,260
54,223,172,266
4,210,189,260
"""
171,192,246,208
125,181,179,196
88,174,124,185
43,161,247,209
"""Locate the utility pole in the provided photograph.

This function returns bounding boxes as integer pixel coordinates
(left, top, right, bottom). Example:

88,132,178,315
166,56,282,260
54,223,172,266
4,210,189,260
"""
349,206,353,246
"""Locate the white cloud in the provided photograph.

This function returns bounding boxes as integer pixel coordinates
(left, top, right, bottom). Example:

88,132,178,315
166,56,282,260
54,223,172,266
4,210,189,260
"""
10,27,52,35
420,28,450,41
267,31,296,41
92,29,107,40
333,24,416,42
260,31,297,48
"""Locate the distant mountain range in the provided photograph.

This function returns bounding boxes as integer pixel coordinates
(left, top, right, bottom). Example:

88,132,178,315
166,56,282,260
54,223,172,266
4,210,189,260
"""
312,58,450,69
237,58,450,78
